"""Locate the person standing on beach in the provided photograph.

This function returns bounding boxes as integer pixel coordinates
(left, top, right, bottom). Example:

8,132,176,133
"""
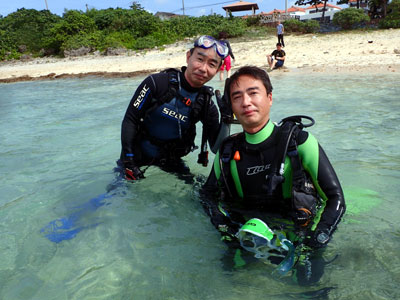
218,31,235,81
119,36,233,181
200,66,345,284
276,21,285,47
267,43,286,70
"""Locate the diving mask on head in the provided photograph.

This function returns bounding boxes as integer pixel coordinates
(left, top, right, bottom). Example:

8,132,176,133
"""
194,35,229,59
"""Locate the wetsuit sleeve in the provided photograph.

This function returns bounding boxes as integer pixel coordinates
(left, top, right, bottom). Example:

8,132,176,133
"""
313,145,346,234
200,153,240,240
226,41,235,60
200,164,223,225
298,133,346,237
120,75,158,163
202,99,230,154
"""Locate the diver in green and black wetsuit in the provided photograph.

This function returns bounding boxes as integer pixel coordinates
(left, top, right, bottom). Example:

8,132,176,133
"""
200,66,346,285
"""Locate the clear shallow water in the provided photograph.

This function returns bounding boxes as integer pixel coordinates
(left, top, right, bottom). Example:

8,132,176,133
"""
0,72,399,299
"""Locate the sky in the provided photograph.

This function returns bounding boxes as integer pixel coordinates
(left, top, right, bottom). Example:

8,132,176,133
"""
0,0,315,18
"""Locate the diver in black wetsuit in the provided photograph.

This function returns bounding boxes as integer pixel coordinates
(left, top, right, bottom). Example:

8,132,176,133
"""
119,36,234,181
200,66,346,285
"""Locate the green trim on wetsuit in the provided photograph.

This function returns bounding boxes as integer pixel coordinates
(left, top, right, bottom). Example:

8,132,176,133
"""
230,159,243,198
214,151,221,180
244,120,274,144
214,122,326,232
281,133,320,199
231,121,274,197
298,133,327,230
279,132,327,231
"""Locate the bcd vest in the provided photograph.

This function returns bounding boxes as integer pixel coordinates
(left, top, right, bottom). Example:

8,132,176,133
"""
141,68,214,164
218,116,320,227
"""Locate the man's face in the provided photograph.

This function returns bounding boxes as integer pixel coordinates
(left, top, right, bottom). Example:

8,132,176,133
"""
230,75,272,133
277,45,282,51
185,47,221,88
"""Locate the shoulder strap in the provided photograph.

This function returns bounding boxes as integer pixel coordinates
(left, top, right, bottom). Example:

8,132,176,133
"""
265,115,315,195
157,68,180,105
217,133,244,198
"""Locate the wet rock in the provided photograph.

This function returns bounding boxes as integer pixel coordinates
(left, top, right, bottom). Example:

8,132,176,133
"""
105,47,127,56
20,54,32,61
39,48,56,57
64,47,92,57
18,45,27,53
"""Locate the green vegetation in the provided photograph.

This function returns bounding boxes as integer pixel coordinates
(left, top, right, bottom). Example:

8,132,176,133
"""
332,8,370,30
283,19,320,33
0,1,398,61
378,0,400,29
0,6,247,60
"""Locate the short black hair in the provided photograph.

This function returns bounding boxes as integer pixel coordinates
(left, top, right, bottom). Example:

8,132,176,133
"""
218,31,228,40
276,43,282,47
228,66,273,95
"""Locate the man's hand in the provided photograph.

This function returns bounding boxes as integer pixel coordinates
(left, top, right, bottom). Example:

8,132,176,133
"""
124,162,144,181
304,228,330,249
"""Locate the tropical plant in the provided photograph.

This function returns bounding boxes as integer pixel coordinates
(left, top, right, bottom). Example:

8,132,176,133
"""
0,8,60,53
283,18,306,32
378,0,400,28
368,0,389,18
332,7,370,29
303,19,321,32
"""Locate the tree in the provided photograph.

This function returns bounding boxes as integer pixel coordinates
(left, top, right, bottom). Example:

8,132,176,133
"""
337,0,361,9
332,7,370,28
321,0,328,23
368,0,389,18
0,8,60,52
378,0,400,28
295,0,323,11
130,1,145,11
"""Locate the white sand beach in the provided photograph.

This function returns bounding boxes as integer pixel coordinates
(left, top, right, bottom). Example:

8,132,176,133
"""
1,29,399,82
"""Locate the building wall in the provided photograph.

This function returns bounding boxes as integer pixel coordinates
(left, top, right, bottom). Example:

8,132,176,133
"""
300,9,339,21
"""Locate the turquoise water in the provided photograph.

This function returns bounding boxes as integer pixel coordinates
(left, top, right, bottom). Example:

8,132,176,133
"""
1,72,399,299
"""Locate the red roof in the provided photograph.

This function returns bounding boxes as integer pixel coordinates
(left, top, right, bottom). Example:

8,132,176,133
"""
305,3,342,10
262,6,305,15
264,8,285,15
223,1,259,11
287,6,305,13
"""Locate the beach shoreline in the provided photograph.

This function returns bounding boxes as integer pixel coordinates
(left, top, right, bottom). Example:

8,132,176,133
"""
1,29,399,83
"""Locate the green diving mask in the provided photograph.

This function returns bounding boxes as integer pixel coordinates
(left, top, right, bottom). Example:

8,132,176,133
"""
237,218,297,276
237,218,286,258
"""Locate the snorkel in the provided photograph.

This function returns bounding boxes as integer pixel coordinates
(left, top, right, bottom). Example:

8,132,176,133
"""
237,218,297,276
273,237,296,276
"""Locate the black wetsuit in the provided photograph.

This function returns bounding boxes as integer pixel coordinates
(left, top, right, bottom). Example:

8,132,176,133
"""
201,120,346,284
120,67,228,171
221,40,235,60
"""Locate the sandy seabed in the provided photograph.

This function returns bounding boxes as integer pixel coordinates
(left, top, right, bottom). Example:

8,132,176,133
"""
1,29,399,83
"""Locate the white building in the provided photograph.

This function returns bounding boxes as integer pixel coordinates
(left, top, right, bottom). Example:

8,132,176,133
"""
258,4,341,24
299,3,342,22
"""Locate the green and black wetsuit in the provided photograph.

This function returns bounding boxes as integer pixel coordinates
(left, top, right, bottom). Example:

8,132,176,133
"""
201,119,345,245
